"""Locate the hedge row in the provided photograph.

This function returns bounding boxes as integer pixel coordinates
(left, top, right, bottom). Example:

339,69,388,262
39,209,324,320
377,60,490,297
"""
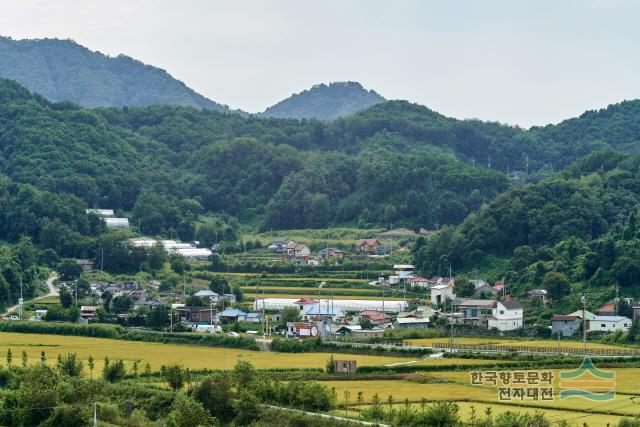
0,322,259,350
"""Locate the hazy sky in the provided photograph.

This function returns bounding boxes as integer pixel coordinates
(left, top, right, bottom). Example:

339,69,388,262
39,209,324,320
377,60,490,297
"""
1,0,638,127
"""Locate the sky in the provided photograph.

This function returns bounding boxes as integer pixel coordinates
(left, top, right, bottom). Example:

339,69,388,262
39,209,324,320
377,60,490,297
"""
1,0,639,127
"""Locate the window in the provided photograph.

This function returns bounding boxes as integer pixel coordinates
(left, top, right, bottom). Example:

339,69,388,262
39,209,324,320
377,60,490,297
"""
499,310,505,315
601,324,606,328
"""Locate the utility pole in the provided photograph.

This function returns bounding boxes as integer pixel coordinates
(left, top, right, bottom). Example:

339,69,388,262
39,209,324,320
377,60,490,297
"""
581,294,587,356
93,402,97,427
209,302,214,333
262,288,266,336
488,155,491,169
615,284,620,316
18,275,23,319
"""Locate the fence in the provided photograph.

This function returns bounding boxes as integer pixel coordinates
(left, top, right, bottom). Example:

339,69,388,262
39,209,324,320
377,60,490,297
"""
430,342,640,357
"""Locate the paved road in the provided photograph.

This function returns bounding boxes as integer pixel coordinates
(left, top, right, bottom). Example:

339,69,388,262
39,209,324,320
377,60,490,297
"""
2,274,58,317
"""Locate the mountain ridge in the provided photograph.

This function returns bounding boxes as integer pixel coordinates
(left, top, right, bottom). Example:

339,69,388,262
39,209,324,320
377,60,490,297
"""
0,36,232,111
260,81,386,120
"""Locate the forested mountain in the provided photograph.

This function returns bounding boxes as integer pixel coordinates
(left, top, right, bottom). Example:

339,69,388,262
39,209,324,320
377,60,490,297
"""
4,74,640,271
0,36,230,111
414,149,640,301
260,82,385,120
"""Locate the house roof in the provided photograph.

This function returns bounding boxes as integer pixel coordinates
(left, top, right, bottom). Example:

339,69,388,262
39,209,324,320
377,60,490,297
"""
493,284,504,292
598,303,615,312
356,239,380,246
458,299,495,308
410,277,429,282
568,309,596,319
431,284,453,290
592,315,630,322
395,317,430,324
220,309,247,317
551,315,579,321
291,243,308,251
294,298,318,305
194,290,219,297
357,310,390,321
499,300,523,310
319,247,344,254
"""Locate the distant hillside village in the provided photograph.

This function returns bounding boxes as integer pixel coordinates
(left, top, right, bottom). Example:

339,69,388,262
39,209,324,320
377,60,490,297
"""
7,210,637,344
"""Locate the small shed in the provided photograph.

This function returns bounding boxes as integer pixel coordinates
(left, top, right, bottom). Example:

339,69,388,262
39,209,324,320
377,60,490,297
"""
333,360,357,374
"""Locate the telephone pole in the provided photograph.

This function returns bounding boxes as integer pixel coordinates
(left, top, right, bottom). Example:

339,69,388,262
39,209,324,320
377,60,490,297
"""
581,295,587,356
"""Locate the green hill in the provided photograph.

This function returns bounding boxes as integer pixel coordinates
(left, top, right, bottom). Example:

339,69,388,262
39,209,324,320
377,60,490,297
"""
260,81,385,120
0,36,230,111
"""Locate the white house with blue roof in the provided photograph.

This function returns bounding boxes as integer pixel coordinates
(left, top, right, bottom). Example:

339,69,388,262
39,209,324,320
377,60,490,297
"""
587,315,632,333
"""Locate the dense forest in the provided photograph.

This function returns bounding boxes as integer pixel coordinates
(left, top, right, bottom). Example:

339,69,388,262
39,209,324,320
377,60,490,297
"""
260,81,385,120
0,37,230,111
3,70,640,312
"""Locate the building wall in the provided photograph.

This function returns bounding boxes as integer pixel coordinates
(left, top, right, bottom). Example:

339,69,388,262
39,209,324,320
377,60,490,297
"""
551,319,581,337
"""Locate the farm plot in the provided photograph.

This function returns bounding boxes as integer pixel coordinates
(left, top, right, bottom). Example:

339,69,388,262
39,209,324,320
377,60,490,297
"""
0,332,413,373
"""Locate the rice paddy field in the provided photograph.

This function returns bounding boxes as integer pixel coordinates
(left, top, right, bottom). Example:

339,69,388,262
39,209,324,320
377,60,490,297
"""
405,336,635,351
325,366,640,426
0,332,413,372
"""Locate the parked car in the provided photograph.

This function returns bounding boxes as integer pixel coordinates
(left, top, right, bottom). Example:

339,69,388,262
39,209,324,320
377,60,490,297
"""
226,331,239,337
8,315,19,321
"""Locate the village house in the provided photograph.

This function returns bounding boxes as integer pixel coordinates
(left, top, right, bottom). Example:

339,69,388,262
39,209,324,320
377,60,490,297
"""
457,299,496,327
303,306,345,322
551,315,582,337
245,312,264,323
219,309,248,322
353,310,390,326
269,238,292,253
430,283,455,306
286,241,310,260
409,277,430,289
588,315,632,333
318,247,345,260
354,239,381,255
488,300,524,331
471,279,500,298
397,305,436,320
194,289,219,303
74,259,95,272
176,306,218,324
80,306,97,320
393,317,430,329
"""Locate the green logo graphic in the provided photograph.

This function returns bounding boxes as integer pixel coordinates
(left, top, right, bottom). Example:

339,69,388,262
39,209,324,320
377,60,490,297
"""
559,357,615,401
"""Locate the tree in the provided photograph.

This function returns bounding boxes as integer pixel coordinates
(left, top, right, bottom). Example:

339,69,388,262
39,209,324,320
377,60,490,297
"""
147,305,169,329
161,363,186,390
185,295,205,307
56,353,84,377
59,287,73,308
233,389,260,425
148,243,167,271
165,394,216,427
88,355,94,379
209,277,228,295
232,284,244,302
358,318,374,330
40,351,46,364
542,272,571,301
103,358,126,382
455,278,475,298
280,307,300,324
192,373,235,423
7,348,12,367
232,360,255,390
325,355,335,374
57,258,83,281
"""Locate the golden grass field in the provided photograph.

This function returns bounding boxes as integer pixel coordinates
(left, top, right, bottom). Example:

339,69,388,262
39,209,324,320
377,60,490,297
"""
328,365,640,427
0,332,414,373
406,337,633,350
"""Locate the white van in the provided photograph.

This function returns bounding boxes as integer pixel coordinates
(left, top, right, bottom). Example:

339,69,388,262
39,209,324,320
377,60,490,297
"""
195,325,222,333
